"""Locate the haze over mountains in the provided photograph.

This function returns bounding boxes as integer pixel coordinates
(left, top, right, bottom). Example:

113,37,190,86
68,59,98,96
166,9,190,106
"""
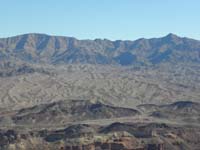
0,33,199,66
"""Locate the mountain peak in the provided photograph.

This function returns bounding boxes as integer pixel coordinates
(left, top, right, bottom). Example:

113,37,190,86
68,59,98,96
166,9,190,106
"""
165,33,179,39
161,33,182,44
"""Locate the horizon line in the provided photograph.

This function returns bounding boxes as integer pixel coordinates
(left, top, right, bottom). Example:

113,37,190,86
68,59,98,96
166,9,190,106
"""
0,32,199,41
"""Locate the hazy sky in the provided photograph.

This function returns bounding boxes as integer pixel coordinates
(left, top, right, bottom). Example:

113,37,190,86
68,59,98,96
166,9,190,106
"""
0,0,199,40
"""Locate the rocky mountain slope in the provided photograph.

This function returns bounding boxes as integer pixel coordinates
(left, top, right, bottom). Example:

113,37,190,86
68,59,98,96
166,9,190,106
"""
0,33,199,65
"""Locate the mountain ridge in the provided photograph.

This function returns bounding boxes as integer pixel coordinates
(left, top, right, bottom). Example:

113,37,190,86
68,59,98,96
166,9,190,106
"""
0,33,199,42
0,33,199,66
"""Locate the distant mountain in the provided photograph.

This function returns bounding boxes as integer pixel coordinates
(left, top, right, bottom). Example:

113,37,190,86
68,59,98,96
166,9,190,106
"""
0,33,199,66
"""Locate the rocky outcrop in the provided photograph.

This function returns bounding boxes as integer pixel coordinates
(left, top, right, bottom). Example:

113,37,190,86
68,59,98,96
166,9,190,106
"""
0,122,200,150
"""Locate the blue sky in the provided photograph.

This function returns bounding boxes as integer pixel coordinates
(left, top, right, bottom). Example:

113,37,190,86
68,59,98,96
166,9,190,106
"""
0,0,199,40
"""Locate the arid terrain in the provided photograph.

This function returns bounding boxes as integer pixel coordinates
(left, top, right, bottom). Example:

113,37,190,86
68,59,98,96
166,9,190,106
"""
0,34,199,150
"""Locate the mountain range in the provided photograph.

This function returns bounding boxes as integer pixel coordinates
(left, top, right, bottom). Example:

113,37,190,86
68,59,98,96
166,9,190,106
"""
0,33,200,150
0,33,199,66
